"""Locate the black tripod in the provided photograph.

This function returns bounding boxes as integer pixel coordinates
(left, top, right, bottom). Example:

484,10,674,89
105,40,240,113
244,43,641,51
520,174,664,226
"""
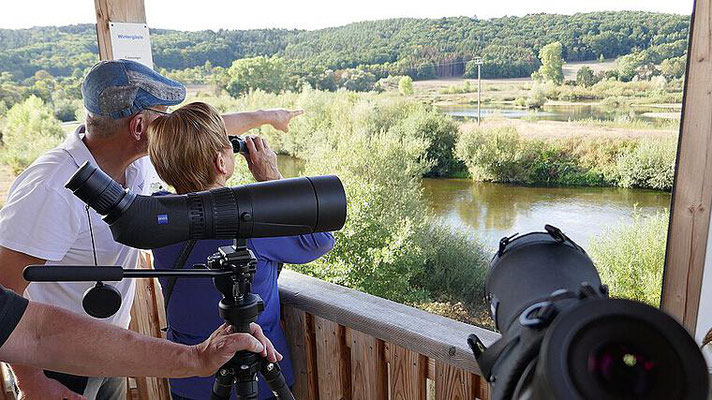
207,239,294,400
23,239,295,400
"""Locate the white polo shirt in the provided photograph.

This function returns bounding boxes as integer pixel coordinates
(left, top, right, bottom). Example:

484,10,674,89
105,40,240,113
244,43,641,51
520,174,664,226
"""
0,126,151,328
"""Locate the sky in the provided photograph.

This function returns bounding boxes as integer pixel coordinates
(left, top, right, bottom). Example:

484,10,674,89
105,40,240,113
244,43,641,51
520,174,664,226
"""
0,0,694,31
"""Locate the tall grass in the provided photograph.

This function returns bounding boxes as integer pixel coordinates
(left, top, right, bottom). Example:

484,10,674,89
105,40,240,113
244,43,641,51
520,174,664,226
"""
589,210,669,306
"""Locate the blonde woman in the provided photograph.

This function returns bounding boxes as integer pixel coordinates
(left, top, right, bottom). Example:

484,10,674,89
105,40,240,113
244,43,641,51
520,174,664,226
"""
147,102,334,400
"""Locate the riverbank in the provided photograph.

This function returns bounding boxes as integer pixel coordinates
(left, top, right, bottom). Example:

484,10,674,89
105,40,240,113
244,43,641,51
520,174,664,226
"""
455,122,677,191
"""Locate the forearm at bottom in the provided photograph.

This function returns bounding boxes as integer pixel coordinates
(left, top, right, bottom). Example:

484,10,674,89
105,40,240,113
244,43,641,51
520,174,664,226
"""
2,302,198,378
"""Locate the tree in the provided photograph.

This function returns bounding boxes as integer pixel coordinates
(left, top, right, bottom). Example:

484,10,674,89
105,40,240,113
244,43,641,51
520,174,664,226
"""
225,56,287,97
576,66,597,87
341,69,376,92
398,76,414,95
466,45,540,79
660,56,686,80
533,42,564,85
2,96,65,174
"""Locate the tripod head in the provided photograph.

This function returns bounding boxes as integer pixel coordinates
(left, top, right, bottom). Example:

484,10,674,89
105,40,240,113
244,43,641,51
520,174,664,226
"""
208,240,264,334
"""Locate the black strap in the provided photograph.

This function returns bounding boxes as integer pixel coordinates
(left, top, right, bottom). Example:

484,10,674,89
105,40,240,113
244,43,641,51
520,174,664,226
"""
164,240,197,318
277,262,284,277
473,334,520,381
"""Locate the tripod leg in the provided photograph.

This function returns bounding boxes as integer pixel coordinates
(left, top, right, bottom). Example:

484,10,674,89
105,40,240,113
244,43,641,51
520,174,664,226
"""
211,365,235,400
260,360,295,400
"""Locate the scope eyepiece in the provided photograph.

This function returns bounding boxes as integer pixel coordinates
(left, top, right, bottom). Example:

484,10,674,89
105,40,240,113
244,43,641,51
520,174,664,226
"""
65,162,135,219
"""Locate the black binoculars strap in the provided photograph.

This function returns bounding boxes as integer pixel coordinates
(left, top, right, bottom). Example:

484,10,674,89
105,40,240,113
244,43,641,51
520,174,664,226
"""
163,240,197,327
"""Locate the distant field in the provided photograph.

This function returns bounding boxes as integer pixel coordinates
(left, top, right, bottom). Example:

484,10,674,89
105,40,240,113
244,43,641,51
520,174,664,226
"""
462,118,677,141
562,59,618,80
414,59,617,92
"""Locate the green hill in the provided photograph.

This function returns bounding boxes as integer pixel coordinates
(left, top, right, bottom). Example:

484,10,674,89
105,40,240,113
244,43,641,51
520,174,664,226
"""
0,11,690,82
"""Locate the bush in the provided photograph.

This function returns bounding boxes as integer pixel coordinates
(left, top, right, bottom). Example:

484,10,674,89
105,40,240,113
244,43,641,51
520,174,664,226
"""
52,95,83,122
617,137,677,191
225,56,288,97
2,96,65,174
526,84,548,109
398,76,414,96
391,108,464,177
415,224,489,308
589,210,669,305
455,126,601,186
455,126,527,182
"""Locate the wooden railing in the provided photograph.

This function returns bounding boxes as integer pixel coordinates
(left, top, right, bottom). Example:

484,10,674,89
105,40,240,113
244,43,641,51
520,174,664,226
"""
0,264,500,400
278,270,499,399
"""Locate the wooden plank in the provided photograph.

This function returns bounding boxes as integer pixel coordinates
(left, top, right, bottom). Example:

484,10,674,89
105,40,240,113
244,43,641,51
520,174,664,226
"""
127,252,170,400
349,330,387,400
279,270,499,376
314,316,350,400
434,361,475,400
477,376,490,400
94,0,147,61
388,343,426,400
282,306,319,400
662,0,712,333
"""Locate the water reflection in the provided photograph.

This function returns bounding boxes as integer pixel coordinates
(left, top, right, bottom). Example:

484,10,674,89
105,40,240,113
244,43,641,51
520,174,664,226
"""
277,155,306,178
439,104,680,126
423,179,671,248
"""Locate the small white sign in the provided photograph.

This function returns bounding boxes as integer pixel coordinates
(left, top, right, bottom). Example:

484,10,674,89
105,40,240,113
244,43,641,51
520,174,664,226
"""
109,22,154,69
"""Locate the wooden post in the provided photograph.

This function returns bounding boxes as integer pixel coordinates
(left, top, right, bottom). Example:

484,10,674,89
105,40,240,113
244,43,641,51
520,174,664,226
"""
662,0,712,334
94,0,147,61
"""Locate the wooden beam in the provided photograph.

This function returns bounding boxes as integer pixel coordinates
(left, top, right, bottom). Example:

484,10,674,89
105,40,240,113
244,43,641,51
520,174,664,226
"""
348,329,387,400
282,306,319,399
94,0,147,61
278,270,499,376
387,343,427,400
314,317,350,400
662,0,710,333
434,361,477,400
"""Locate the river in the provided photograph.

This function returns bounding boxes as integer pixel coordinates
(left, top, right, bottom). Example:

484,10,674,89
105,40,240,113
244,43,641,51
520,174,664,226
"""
277,156,671,249
423,179,671,248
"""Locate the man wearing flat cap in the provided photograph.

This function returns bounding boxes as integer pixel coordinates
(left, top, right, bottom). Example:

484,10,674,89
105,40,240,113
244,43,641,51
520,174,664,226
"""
0,60,301,400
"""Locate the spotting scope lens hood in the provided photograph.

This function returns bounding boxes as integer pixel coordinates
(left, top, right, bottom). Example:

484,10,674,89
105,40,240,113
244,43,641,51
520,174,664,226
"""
65,161,347,249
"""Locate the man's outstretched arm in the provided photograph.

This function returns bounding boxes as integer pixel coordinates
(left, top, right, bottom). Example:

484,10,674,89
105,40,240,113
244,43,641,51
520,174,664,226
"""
222,109,304,135
0,298,281,379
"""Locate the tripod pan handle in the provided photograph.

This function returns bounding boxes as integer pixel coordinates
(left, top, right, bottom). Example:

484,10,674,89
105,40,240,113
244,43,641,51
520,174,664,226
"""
23,265,124,282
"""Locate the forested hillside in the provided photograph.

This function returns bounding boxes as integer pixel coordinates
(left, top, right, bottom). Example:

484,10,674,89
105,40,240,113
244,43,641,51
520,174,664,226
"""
0,11,689,82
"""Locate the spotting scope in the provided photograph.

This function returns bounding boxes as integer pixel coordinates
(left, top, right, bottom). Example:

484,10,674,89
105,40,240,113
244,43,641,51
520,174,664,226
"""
468,225,708,400
65,161,346,249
